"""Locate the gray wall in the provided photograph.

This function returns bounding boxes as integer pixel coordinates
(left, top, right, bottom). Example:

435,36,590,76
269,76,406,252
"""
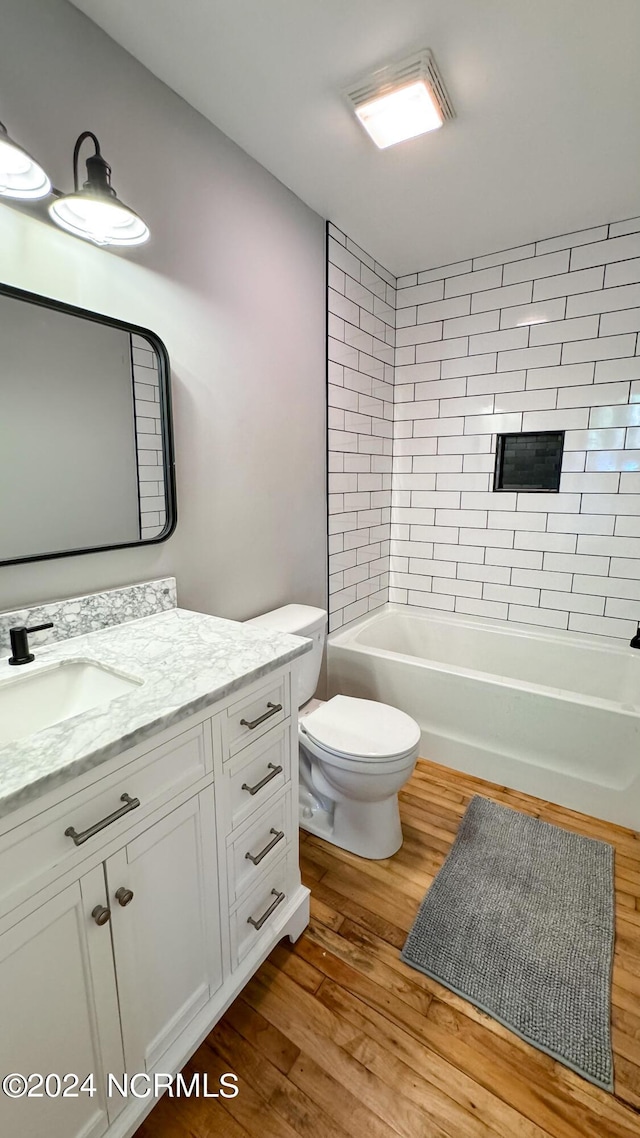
0,0,326,620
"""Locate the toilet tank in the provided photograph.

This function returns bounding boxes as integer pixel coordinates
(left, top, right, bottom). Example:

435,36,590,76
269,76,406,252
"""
245,604,327,707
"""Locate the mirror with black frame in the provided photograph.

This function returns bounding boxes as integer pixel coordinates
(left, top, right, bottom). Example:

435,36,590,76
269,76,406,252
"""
0,283,176,566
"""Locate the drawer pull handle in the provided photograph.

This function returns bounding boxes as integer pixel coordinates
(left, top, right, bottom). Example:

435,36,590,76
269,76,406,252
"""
115,887,134,907
245,828,285,866
242,763,283,796
240,702,282,730
247,889,285,931
65,793,140,847
92,905,111,927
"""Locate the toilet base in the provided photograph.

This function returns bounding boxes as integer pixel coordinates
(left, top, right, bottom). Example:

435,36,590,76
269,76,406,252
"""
299,790,404,860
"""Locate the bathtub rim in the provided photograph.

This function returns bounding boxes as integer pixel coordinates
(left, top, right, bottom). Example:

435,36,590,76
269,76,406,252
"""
328,603,640,719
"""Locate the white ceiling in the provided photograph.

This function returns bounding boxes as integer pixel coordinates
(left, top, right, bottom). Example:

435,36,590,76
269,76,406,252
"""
70,0,640,276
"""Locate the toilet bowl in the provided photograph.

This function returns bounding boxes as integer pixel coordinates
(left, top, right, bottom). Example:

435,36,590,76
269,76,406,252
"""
299,694,420,858
246,604,420,859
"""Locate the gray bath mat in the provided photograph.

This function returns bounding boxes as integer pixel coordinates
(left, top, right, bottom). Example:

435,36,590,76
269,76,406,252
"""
401,796,615,1090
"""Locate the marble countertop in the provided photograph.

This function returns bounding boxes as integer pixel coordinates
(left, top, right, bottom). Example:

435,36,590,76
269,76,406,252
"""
0,607,311,820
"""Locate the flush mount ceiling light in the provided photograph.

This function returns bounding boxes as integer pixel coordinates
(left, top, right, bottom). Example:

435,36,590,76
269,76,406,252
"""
49,131,149,247
345,49,454,149
0,121,51,200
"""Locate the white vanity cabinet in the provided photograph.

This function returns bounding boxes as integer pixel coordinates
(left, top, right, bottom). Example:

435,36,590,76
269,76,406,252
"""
0,869,125,1138
0,661,309,1138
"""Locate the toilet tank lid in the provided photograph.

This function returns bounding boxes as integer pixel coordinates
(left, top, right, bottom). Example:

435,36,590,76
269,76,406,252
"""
246,604,327,636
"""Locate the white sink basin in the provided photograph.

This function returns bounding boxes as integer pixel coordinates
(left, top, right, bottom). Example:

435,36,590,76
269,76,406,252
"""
0,660,143,747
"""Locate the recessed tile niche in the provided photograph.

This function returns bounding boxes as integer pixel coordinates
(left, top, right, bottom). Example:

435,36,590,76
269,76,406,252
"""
494,431,564,492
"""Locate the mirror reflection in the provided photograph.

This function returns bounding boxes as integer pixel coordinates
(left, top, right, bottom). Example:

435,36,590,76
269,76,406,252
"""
0,286,175,565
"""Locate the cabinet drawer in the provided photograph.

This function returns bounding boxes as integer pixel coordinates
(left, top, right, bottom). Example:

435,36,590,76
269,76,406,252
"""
230,851,296,966
227,791,291,904
224,725,291,834
0,725,210,919
222,673,290,758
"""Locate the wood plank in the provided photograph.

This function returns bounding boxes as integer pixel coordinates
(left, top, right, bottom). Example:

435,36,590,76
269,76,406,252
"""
244,964,449,1138
303,834,431,900
134,1102,203,1138
309,892,345,932
612,1004,640,1067
227,998,399,1138
300,917,434,1018
300,851,326,884
309,876,407,949
318,867,417,932
189,1038,303,1138
612,1056,640,1111
288,1051,401,1138
207,1019,352,1138
266,940,325,994
398,791,465,833
225,996,301,1075
139,1056,252,1138
613,981,640,1018
319,977,552,1138
618,907,640,933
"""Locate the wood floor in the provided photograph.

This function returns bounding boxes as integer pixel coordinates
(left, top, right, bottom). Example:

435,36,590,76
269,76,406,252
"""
136,758,640,1138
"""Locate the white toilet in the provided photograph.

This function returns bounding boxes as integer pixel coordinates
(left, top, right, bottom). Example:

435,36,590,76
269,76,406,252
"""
246,604,420,860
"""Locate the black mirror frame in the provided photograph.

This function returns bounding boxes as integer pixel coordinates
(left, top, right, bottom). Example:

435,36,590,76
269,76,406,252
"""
0,281,177,567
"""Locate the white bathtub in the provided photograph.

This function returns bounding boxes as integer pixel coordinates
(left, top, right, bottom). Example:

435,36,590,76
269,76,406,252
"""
328,604,640,830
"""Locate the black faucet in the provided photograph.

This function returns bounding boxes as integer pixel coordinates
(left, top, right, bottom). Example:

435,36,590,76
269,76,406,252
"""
8,622,54,665
631,624,640,650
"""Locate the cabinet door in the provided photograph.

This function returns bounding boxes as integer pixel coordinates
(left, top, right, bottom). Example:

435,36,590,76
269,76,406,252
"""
107,789,222,1075
0,867,124,1138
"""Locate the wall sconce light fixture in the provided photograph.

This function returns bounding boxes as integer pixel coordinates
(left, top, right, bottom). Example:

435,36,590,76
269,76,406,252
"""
0,121,51,200
49,131,149,247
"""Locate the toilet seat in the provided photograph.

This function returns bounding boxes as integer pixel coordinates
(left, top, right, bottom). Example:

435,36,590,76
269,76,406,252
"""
300,695,421,763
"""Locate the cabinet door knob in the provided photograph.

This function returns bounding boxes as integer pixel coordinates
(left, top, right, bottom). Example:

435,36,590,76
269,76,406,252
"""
92,905,111,926
115,887,134,907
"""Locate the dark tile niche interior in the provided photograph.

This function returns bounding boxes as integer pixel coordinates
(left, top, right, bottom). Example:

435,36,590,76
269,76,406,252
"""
494,431,564,492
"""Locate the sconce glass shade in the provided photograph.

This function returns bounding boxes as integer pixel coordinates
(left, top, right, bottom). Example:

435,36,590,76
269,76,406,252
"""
49,131,149,247
0,123,51,200
49,194,149,247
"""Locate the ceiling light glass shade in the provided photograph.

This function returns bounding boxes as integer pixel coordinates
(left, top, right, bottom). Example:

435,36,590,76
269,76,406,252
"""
0,123,51,200
49,193,149,246
355,79,443,148
48,130,149,247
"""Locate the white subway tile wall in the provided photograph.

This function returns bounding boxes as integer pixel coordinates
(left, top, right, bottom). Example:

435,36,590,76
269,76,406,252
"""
327,224,395,631
390,217,640,640
132,333,167,540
